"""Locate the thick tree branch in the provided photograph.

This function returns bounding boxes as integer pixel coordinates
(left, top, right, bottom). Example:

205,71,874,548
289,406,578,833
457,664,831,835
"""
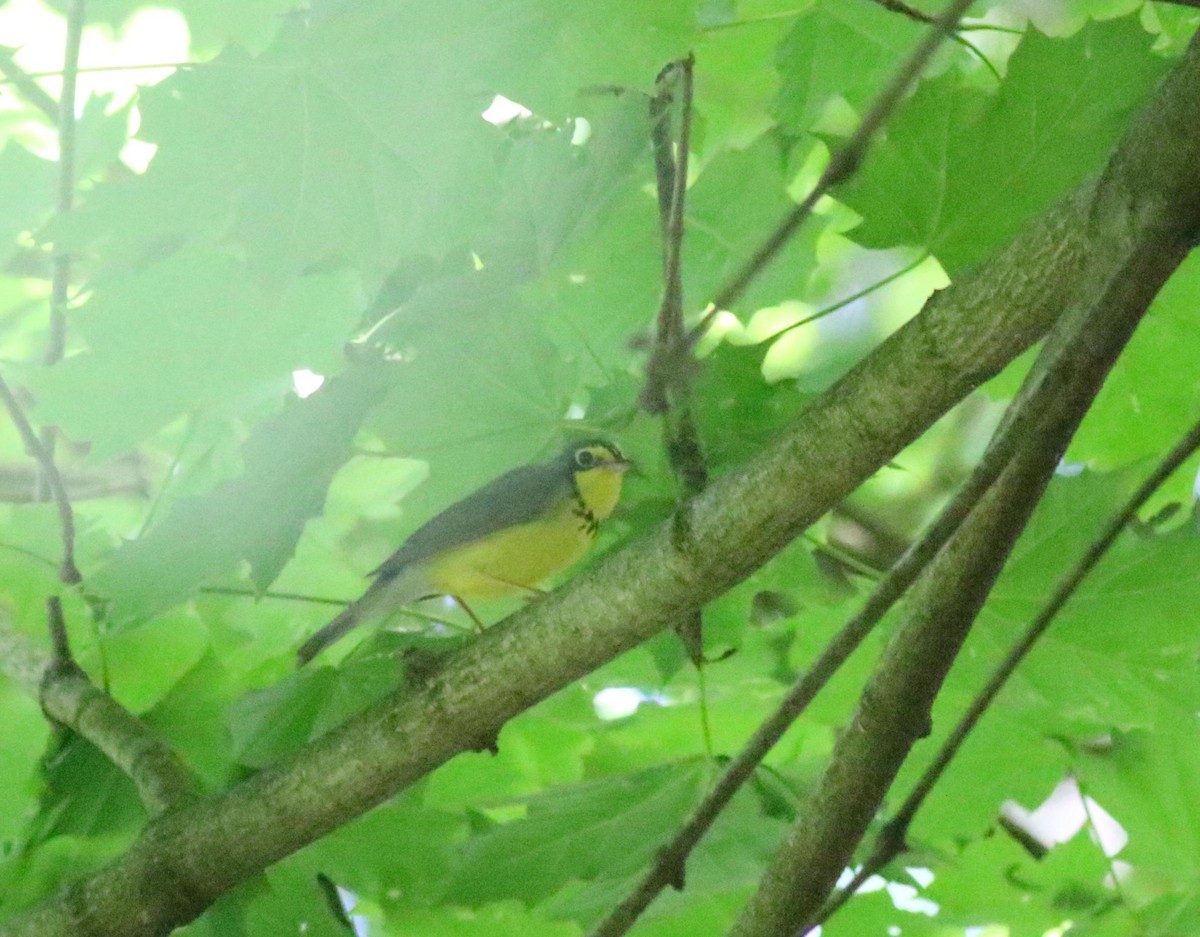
0,612,201,816
6,24,1200,937
741,235,1185,936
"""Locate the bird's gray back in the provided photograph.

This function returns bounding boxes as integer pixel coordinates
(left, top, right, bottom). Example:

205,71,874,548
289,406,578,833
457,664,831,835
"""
370,458,569,582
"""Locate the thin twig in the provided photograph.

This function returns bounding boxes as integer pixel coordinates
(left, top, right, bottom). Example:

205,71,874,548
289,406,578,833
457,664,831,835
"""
641,54,698,417
806,413,1200,930
661,56,694,344
761,252,929,344
698,7,1019,34
867,0,1009,81
46,595,72,663
47,0,85,366
641,58,711,671
37,0,86,503
0,374,80,583
651,57,709,489
6,60,201,81
689,0,976,342
200,585,351,608
869,0,935,24
648,69,677,240
198,585,468,631
0,46,60,119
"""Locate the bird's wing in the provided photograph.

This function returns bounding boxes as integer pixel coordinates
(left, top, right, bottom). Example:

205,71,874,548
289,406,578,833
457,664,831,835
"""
370,459,569,581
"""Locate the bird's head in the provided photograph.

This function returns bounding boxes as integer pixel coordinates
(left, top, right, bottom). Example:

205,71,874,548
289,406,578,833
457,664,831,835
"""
563,439,631,520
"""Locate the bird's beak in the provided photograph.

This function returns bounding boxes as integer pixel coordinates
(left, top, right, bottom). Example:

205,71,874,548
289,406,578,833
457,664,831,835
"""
611,458,635,475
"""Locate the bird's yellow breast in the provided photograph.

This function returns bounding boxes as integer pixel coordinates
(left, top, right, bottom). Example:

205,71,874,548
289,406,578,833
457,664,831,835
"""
424,498,595,598
574,463,624,522
423,464,624,600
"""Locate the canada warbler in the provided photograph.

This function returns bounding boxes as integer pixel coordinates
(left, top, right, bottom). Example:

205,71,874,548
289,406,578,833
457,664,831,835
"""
297,439,631,664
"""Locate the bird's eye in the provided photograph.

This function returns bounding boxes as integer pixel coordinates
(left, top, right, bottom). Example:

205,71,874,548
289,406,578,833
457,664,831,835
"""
574,448,597,469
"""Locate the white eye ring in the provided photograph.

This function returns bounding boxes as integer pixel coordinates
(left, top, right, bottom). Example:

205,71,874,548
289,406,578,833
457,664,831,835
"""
575,449,597,469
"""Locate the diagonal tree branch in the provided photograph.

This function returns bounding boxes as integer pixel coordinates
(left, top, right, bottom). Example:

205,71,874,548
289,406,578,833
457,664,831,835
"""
0,374,81,584
0,46,61,119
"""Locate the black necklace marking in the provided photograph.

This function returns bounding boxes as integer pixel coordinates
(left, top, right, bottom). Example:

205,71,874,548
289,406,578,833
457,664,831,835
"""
568,474,600,536
573,497,600,536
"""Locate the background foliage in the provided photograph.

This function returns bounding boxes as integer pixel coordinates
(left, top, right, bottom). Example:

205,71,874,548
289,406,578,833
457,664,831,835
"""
1,0,1199,935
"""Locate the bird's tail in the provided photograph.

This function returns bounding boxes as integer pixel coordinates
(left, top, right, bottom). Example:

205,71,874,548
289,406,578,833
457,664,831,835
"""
296,605,361,667
296,566,425,666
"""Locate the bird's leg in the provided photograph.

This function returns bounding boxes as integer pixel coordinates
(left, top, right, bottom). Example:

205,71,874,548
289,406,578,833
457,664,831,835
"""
452,595,486,633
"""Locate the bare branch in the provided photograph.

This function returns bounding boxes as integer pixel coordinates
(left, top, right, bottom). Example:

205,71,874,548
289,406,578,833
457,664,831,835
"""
34,0,86,505
46,595,72,663
0,609,201,815
0,46,60,119
867,0,935,24
641,56,711,665
46,0,85,367
0,374,81,584
640,54,700,420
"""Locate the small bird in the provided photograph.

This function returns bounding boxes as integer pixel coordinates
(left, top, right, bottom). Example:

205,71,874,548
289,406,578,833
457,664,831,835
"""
297,439,631,664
